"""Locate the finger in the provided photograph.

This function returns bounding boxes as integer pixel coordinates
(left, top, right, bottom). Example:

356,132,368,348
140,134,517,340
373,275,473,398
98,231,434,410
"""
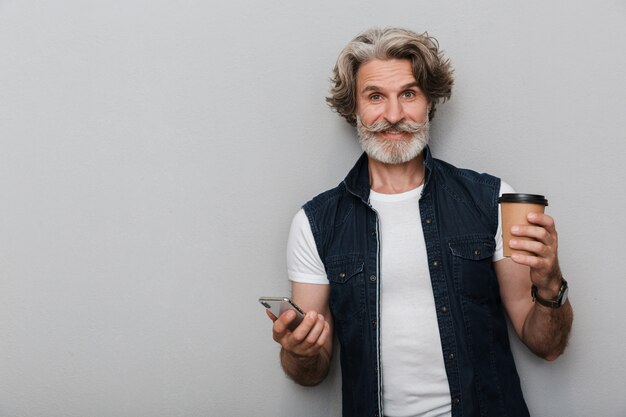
527,212,557,233
304,314,326,346
511,225,553,245
297,317,330,356
272,310,297,341
315,320,331,350
272,322,287,343
291,311,318,343
509,238,550,257
510,251,544,269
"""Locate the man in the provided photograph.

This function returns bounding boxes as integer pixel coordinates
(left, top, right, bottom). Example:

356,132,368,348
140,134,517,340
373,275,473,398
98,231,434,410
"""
267,27,573,417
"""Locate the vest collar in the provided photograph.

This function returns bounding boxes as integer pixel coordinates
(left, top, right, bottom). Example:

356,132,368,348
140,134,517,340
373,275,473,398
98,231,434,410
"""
343,145,435,203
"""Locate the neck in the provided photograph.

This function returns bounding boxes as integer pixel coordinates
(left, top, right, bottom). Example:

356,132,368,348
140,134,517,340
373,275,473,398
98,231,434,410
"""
368,153,426,194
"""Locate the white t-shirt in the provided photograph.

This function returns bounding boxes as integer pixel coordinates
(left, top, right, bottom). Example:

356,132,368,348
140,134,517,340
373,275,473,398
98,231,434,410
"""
287,181,514,417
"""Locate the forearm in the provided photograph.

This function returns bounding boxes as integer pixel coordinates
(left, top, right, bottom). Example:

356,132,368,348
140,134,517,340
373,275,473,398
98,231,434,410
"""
280,347,331,386
521,299,573,360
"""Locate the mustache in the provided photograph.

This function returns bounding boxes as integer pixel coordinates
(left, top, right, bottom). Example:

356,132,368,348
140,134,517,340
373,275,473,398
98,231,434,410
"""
358,118,428,133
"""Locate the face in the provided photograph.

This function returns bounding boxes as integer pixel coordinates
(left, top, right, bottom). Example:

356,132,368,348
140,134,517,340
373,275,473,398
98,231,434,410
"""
355,59,431,164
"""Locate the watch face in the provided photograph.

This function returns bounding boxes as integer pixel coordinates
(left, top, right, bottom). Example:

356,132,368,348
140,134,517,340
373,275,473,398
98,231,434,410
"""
559,286,569,306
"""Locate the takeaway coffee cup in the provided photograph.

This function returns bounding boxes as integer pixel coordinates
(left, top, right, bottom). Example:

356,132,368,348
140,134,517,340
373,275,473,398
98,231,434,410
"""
498,193,549,257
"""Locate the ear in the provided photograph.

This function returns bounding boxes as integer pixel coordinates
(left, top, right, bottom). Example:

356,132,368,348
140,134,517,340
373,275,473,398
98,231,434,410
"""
426,104,433,121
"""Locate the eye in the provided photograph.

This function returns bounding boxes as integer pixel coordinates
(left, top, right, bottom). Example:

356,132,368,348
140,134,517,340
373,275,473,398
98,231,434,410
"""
402,91,416,99
369,93,383,101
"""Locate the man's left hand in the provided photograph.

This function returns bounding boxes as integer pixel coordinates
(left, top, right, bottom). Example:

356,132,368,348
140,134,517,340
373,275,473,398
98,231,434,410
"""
508,212,562,297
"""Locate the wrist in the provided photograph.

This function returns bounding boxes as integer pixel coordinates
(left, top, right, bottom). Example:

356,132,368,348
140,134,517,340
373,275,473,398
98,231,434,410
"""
281,347,321,363
534,269,565,298
280,347,330,387
536,279,563,300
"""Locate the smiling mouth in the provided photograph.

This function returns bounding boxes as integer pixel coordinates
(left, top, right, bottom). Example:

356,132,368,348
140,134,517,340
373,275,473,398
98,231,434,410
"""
380,130,407,138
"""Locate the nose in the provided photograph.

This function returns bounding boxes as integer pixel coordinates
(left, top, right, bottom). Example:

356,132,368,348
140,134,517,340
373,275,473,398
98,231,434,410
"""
383,98,404,125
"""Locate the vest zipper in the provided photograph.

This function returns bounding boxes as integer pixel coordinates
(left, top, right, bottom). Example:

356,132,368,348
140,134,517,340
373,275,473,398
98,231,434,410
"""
369,202,384,417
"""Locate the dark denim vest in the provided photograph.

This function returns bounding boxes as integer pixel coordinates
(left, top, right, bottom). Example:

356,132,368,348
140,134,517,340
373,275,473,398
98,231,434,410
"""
302,147,529,417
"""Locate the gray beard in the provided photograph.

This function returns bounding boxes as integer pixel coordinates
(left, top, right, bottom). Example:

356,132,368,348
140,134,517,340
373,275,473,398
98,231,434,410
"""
356,116,430,164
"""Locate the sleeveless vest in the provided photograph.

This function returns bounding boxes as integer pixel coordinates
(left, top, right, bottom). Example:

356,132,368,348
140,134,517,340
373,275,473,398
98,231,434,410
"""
303,147,529,417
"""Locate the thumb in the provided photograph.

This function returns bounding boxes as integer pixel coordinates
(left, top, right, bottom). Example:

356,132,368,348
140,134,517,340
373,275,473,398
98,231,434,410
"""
265,309,278,322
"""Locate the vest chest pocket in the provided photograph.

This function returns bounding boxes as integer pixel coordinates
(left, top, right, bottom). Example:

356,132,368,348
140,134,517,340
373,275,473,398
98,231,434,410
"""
448,236,497,302
325,254,366,320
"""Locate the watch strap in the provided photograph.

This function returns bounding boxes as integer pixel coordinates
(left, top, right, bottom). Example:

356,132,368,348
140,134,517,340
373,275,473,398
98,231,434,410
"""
532,279,568,308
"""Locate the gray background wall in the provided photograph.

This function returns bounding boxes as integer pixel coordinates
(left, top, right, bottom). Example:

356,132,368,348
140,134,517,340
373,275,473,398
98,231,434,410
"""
1,0,625,416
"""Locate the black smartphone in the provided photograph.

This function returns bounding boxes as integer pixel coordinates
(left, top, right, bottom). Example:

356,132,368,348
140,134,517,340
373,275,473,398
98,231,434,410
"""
259,297,305,331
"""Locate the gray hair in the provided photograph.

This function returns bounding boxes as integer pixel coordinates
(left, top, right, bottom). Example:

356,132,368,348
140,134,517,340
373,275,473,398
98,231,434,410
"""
326,27,454,126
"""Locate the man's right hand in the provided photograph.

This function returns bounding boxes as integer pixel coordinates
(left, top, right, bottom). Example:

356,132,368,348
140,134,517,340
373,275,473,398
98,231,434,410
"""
266,282,334,386
268,309,331,358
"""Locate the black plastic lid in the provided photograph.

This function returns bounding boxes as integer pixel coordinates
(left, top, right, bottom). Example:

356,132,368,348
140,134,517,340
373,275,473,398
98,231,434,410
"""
498,193,548,206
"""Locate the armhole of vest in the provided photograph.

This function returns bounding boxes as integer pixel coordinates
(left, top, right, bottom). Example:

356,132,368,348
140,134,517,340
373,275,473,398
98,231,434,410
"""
301,182,349,266
492,176,502,235
302,204,326,266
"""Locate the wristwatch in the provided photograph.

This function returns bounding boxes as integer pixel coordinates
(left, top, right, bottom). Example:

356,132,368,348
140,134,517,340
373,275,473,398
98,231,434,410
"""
532,279,568,308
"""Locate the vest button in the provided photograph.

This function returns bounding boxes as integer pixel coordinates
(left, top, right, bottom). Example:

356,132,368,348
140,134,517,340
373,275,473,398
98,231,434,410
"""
369,275,377,282
474,249,481,256
453,398,460,405
338,272,346,278
425,218,432,224
441,306,448,313
433,260,439,267
449,352,455,360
